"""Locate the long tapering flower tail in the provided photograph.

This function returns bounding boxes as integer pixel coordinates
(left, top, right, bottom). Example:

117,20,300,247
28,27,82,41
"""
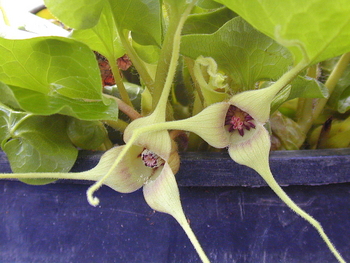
228,126,345,263
143,162,210,263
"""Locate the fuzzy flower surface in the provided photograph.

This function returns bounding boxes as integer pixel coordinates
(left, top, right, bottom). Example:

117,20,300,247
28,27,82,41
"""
85,111,209,263
162,82,344,262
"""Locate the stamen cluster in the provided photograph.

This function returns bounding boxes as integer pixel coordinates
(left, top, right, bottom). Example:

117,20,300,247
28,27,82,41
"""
225,105,256,136
141,149,165,168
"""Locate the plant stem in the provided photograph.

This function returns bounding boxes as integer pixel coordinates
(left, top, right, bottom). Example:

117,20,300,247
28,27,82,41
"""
152,18,180,111
177,218,210,263
152,2,197,119
269,60,309,99
184,57,205,106
104,119,128,132
118,30,155,90
263,171,345,263
107,55,133,107
97,136,114,151
296,97,315,132
0,171,95,181
298,52,350,134
322,52,350,104
104,94,142,120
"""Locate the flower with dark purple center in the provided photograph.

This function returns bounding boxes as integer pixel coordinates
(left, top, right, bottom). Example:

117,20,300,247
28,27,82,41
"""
225,105,256,136
141,149,165,168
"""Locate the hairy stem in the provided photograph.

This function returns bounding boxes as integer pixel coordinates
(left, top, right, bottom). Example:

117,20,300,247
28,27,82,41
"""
0,171,95,181
298,52,350,134
296,97,315,133
177,215,210,263
105,94,142,120
104,119,128,132
262,170,345,263
269,60,309,99
152,2,196,115
118,30,155,90
107,54,133,107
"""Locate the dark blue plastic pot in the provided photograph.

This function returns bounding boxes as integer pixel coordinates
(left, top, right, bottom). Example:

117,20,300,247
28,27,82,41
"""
0,149,349,263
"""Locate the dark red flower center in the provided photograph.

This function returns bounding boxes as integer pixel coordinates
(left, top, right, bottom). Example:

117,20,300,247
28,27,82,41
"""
225,105,256,136
141,149,165,168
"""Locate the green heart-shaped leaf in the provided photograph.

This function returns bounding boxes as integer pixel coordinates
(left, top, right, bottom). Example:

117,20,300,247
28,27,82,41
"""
67,118,107,150
181,17,293,90
44,0,106,29
109,0,162,46
0,85,118,121
0,37,103,100
0,107,78,182
70,4,124,60
182,7,237,35
216,0,350,64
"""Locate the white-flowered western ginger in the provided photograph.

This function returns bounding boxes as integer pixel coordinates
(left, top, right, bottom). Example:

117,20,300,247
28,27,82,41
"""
97,114,210,263
153,82,344,263
0,116,209,263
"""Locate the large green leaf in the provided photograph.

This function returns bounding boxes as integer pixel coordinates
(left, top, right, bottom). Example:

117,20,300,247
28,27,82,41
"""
216,0,350,64
0,84,118,121
181,17,293,90
0,107,78,175
108,0,162,46
197,0,223,9
70,3,124,60
0,37,103,100
44,0,107,29
182,7,237,35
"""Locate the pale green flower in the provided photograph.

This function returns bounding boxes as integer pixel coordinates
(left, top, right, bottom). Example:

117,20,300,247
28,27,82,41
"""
85,112,210,262
160,83,344,262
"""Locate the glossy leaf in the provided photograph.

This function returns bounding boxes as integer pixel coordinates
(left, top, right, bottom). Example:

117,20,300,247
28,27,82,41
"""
182,7,237,35
181,17,293,90
197,0,223,9
70,4,125,59
104,82,143,111
216,0,350,64
132,41,160,64
0,36,103,100
271,75,329,112
0,107,77,176
0,85,118,121
44,0,106,29
109,0,162,46
0,81,20,110
67,118,107,150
